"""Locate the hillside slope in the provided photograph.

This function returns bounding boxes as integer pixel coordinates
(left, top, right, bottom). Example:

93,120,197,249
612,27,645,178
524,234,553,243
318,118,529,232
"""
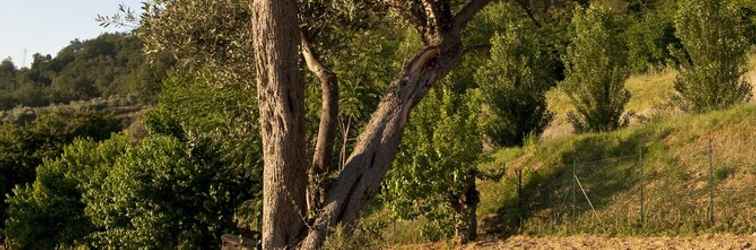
542,53,756,140
478,104,756,238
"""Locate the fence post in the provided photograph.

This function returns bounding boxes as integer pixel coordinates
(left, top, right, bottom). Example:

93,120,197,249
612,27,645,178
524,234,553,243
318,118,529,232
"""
572,160,577,220
708,139,714,225
639,146,644,227
517,168,522,216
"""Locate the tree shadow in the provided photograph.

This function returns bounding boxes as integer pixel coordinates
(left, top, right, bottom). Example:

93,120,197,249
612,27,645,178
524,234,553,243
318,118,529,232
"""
483,125,673,238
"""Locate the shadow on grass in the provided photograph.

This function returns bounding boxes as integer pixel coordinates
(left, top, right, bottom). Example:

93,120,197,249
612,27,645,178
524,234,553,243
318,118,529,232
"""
484,124,672,238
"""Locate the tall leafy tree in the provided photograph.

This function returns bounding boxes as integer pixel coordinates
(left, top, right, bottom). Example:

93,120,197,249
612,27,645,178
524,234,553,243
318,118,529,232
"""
475,20,556,147
561,5,631,133
671,0,753,113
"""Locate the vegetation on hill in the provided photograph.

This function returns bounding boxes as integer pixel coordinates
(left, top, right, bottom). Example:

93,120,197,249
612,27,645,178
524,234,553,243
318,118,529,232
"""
479,103,756,237
0,33,169,110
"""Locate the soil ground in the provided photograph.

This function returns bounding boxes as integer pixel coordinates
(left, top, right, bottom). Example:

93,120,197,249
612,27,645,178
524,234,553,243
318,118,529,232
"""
396,234,756,250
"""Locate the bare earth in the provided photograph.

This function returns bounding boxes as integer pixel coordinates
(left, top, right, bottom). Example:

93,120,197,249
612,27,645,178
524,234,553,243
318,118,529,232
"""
467,235,756,250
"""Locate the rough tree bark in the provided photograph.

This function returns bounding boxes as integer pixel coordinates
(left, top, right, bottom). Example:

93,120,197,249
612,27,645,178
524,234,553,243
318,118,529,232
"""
250,0,308,248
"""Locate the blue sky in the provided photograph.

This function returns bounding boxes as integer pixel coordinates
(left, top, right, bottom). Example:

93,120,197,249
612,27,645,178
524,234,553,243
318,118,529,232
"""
0,1,143,68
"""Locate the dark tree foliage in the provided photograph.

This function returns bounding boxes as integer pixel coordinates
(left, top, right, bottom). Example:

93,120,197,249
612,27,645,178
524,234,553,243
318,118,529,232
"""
562,5,631,133
475,19,556,147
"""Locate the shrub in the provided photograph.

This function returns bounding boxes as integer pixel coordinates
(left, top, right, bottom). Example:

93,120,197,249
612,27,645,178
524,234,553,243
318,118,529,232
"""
384,87,482,242
4,138,127,249
85,135,256,249
0,108,121,230
625,10,679,73
671,0,753,113
475,21,556,147
561,5,631,133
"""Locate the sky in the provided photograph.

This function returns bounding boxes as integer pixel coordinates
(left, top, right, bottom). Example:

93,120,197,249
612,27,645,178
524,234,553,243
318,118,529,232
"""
0,0,143,68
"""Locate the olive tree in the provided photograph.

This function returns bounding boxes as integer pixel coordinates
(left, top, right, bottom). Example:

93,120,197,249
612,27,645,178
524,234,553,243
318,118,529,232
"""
250,0,497,248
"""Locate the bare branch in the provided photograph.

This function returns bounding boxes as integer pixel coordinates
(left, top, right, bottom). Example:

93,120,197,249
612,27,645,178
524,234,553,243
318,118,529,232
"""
300,30,339,212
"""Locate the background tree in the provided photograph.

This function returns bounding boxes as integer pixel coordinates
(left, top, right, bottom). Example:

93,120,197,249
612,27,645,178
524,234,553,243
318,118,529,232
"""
384,86,482,243
671,0,753,113
475,20,556,147
561,5,631,133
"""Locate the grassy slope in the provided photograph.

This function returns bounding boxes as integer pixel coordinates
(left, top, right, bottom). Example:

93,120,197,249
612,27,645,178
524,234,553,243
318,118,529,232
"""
478,104,756,237
477,53,756,237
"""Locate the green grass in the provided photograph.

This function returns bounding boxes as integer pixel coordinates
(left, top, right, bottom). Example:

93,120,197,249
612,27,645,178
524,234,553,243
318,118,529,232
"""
478,104,756,237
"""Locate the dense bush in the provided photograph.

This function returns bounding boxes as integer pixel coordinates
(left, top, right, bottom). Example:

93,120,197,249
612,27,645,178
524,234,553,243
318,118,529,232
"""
475,21,556,147
4,137,128,249
0,108,121,230
5,131,259,249
671,0,753,113
624,8,680,73
85,134,256,248
561,5,631,133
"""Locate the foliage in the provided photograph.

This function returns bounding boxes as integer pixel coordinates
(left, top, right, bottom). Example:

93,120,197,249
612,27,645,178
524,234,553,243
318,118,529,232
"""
624,4,680,73
0,108,121,230
138,0,253,89
0,33,168,110
84,134,255,249
561,5,631,133
4,137,128,249
671,0,753,113
475,21,556,147
384,86,482,240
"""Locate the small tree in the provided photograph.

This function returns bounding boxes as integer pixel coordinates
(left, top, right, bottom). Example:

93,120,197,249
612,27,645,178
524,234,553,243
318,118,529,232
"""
562,5,631,133
384,86,482,243
671,0,753,113
475,21,556,147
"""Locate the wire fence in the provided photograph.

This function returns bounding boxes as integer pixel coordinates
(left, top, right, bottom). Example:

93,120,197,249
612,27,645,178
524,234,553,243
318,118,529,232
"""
504,140,756,235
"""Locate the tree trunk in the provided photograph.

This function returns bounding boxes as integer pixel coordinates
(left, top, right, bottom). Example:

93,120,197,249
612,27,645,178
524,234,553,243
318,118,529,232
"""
250,0,308,248
453,173,479,244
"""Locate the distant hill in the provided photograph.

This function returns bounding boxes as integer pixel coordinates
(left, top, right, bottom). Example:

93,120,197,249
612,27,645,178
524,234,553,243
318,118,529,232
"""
0,33,170,110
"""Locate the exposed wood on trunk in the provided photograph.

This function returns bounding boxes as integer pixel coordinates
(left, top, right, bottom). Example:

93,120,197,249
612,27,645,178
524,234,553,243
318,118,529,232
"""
297,1,495,248
250,0,308,248
301,32,339,212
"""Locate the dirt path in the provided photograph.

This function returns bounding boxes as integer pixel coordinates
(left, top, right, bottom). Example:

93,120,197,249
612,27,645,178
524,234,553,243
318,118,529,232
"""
467,235,756,250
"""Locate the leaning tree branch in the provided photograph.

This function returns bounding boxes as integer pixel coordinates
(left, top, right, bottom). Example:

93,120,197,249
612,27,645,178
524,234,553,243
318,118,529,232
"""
298,1,496,249
453,0,495,30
